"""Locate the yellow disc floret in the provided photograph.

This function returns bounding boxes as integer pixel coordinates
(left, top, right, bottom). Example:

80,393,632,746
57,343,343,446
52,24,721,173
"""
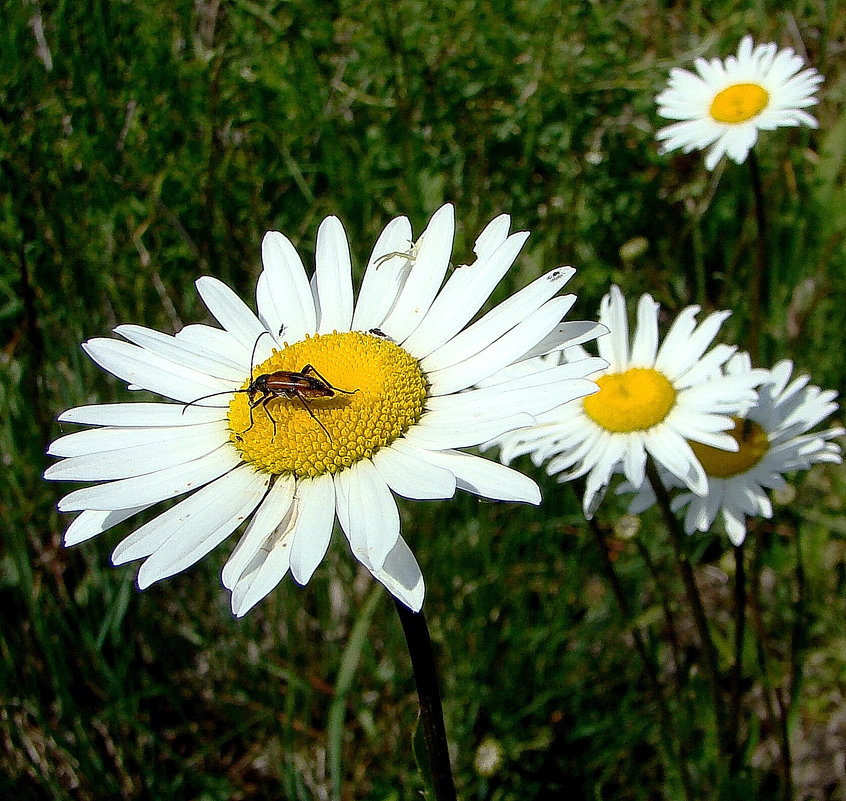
690,416,769,478
709,83,770,124
583,368,677,433
228,331,428,478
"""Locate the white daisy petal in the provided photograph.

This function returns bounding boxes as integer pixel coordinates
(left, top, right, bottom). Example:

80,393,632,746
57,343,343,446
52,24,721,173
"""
424,449,542,504
114,324,246,383
351,216,414,332
47,420,226,459
260,231,318,341
381,203,455,343
82,338,231,403
64,506,151,546
45,422,228,481
427,295,575,395
222,475,297,590
288,476,335,585
58,445,239,512
335,459,400,571
365,534,425,612
372,440,457,500
195,276,270,354
422,267,575,373
57,402,224,428
133,466,270,588
315,216,354,334
401,230,530,359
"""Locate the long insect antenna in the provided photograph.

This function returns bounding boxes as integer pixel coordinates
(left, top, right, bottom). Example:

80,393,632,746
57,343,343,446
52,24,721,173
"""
181,388,249,413
249,330,273,381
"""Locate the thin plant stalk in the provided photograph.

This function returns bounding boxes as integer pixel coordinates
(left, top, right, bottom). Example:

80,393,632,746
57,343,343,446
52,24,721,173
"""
394,599,457,801
728,542,747,773
644,457,729,750
578,487,695,801
747,525,792,796
747,150,769,363
635,537,686,686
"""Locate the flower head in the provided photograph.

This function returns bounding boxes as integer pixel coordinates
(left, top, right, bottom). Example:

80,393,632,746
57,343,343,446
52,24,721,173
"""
46,205,603,615
656,35,824,169
488,286,763,517
627,354,844,544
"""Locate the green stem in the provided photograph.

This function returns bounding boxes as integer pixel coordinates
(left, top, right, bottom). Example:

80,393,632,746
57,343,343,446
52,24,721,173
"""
394,599,456,801
747,150,769,363
645,458,728,751
581,501,695,801
728,543,747,772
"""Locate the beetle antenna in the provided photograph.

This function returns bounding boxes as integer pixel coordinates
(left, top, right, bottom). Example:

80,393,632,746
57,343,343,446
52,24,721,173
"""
249,330,273,381
181,388,249,413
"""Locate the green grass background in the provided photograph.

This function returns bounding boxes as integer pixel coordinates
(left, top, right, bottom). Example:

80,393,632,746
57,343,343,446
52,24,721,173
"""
2,0,845,798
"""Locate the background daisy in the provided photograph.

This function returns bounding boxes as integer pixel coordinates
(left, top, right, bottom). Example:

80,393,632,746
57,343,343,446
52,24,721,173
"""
46,205,604,616
656,34,824,169
627,354,844,544
489,285,764,516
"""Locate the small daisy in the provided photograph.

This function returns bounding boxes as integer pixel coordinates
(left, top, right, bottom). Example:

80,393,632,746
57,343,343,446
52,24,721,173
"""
45,204,604,616
627,354,844,545
489,285,764,517
656,35,824,170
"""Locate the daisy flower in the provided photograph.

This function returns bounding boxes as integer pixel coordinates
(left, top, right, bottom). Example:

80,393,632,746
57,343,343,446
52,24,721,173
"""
45,204,604,616
489,285,764,517
656,35,824,170
627,354,844,545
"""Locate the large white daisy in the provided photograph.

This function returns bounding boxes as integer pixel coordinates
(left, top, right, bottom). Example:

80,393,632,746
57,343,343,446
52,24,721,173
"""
489,285,764,517
45,204,604,616
627,354,843,545
656,35,824,170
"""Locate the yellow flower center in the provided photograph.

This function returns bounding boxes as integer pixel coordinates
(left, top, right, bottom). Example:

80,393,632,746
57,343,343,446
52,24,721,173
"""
228,331,428,478
583,368,677,433
690,416,769,478
709,83,770,124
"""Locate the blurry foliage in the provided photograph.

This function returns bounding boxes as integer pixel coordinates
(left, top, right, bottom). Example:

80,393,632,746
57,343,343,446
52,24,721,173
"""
1,0,845,799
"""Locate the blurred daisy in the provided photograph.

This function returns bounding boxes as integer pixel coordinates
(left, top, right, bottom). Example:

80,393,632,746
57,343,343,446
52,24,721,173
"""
656,35,824,169
489,286,763,517
627,354,843,544
45,204,604,616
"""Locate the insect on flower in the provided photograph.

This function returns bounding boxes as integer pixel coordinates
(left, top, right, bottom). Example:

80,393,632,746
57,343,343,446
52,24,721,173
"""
182,332,358,441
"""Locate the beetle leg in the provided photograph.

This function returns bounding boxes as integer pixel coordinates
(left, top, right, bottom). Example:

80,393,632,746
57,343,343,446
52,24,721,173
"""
300,364,358,396
293,390,332,441
260,394,278,440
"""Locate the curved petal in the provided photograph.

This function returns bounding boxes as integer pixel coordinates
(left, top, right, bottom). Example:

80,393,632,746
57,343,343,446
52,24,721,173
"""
423,449,541,504
381,204,455,343
360,534,425,612
371,441,457,500
288,475,336,585
315,216,354,333
260,231,318,342
132,466,271,588
335,459,400,571
195,276,272,356
57,445,240,512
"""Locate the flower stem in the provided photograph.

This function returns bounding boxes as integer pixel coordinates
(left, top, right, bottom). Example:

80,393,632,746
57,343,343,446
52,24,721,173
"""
747,150,769,363
394,599,456,801
584,512,696,801
728,542,747,772
645,458,728,750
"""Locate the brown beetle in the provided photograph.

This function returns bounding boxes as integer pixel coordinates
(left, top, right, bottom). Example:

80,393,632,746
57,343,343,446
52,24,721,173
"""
182,333,357,441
